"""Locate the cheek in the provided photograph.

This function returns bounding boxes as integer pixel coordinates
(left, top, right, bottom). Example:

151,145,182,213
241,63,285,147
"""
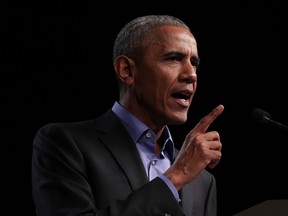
137,66,176,98
156,79,174,105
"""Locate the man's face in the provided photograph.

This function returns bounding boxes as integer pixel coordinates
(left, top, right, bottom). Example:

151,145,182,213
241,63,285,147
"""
130,25,199,127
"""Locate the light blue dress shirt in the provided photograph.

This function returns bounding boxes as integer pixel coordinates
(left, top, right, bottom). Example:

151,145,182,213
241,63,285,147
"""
112,101,180,202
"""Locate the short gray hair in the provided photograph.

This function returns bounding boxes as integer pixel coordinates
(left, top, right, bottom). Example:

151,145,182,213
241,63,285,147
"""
112,15,190,63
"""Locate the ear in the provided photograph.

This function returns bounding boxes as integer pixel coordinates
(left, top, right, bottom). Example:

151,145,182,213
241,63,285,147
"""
113,56,135,85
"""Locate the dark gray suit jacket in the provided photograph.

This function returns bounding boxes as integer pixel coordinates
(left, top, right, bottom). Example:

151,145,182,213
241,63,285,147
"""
32,109,217,216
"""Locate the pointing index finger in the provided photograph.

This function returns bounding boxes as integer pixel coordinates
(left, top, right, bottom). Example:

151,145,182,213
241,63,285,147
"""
192,104,224,134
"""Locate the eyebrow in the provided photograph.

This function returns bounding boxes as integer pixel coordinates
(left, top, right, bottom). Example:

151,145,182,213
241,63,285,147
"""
166,51,200,65
164,51,200,61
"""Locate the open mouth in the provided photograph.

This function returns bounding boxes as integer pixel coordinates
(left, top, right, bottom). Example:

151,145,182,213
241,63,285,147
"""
171,91,192,100
171,90,192,107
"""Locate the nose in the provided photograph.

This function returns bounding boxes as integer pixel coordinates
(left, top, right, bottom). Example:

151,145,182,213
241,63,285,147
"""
179,66,197,84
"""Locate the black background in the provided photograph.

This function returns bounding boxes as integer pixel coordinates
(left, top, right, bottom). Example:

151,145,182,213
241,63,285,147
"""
2,2,288,215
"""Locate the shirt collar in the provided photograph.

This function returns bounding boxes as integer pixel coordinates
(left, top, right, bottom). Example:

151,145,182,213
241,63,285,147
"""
111,101,175,160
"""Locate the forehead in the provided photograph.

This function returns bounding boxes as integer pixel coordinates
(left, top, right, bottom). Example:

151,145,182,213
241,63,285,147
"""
155,25,194,38
147,25,198,54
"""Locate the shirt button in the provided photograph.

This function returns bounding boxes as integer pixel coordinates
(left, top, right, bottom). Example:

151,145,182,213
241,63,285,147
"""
151,160,157,165
146,132,151,138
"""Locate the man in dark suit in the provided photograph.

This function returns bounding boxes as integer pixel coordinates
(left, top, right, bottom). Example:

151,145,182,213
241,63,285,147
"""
32,15,224,216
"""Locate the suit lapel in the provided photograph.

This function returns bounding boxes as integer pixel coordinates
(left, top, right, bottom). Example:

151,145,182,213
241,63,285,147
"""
97,110,149,191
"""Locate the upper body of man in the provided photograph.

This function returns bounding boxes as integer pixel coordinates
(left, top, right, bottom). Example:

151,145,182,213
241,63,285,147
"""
32,15,224,216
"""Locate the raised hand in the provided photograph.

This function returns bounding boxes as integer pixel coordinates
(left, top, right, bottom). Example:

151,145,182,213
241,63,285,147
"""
164,104,224,190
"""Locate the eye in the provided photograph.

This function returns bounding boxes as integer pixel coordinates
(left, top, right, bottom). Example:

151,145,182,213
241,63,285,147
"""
191,56,200,68
166,52,185,62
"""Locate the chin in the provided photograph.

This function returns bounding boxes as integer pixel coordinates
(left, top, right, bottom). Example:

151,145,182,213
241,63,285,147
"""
168,114,187,125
